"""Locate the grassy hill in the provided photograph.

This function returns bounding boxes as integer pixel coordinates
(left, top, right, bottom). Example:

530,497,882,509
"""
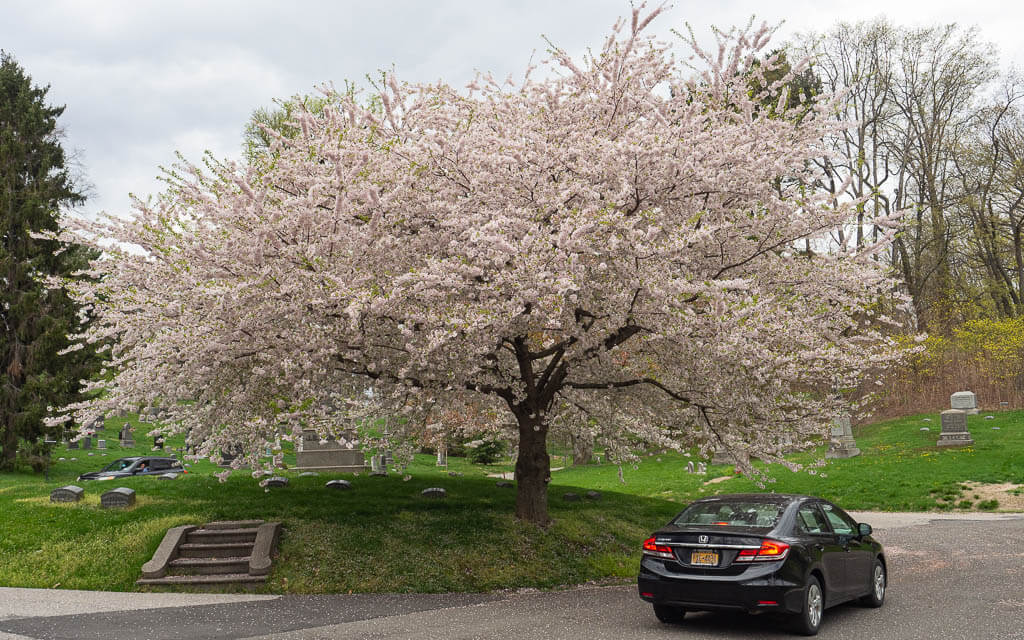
0,410,1020,593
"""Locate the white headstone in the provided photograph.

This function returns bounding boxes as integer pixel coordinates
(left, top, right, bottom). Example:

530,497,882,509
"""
950,391,979,414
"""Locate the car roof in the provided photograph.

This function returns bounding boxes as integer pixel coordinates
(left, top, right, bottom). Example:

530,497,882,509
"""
686,493,811,505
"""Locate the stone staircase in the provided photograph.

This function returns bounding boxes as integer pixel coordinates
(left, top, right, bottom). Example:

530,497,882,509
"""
137,520,281,587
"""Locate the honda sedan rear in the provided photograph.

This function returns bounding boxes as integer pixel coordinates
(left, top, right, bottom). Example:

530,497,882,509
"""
638,493,886,635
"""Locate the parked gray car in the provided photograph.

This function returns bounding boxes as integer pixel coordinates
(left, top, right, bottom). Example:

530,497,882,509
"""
77,456,184,480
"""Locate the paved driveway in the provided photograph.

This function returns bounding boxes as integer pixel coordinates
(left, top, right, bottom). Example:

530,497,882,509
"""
1,513,1021,640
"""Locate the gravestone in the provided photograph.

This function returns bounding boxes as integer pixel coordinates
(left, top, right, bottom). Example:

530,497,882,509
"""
159,473,179,480
100,487,136,508
562,492,581,502
67,438,79,450
1000,401,1009,409
153,435,165,450
436,448,447,467
585,491,602,500
370,454,385,473
96,439,106,449
294,429,366,473
496,481,513,488
950,391,979,415
698,462,707,474
50,485,84,503
264,477,289,487
421,487,447,499
827,414,861,459
937,409,974,447
119,425,135,448
299,471,319,477
686,461,694,473
326,479,352,490
81,436,92,450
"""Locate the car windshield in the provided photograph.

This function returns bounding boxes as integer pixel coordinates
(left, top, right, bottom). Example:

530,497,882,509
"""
672,500,785,528
100,458,135,472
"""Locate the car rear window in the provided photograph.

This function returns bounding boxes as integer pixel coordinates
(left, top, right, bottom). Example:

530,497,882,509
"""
672,500,785,528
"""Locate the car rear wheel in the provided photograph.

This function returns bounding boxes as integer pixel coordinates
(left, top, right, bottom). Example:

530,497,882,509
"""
792,575,823,636
652,604,686,624
860,559,886,608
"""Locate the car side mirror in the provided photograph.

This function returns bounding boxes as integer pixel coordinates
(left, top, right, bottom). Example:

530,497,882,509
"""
858,523,872,537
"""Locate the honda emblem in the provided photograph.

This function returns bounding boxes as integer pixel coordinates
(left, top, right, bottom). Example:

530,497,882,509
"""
698,535,709,544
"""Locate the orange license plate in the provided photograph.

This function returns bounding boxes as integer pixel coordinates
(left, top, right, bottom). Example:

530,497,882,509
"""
691,550,719,566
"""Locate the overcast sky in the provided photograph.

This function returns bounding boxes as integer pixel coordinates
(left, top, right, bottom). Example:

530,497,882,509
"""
3,0,1022,219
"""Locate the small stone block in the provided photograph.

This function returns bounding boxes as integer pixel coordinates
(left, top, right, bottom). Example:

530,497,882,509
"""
299,472,320,477
264,476,289,487
50,485,85,503
992,427,1001,430
326,479,352,490
985,415,995,420
585,491,602,500
495,481,513,488
159,473,179,480
562,492,581,502
920,427,930,431
421,487,447,499
447,471,463,477
100,487,136,508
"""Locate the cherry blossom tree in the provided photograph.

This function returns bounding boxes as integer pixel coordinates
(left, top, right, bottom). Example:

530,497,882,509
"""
53,7,910,525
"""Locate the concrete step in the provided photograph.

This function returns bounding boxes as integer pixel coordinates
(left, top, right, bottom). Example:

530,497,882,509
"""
186,528,258,545
169,556,250,575
178,542,254,559
136,573,267,587
203,520,264,530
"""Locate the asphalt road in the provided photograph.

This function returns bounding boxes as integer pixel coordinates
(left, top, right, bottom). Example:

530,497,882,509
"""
1,513,1021,640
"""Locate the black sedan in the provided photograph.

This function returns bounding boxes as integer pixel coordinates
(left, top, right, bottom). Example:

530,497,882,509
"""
77,456,184,481
638,493,886,636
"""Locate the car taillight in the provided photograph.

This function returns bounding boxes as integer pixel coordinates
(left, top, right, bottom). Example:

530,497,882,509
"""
734,539,790,562
642,537,674,560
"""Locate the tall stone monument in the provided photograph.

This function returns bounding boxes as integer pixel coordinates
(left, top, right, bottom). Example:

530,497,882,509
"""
294,429,366,473
950,391,979,415
937,409,974,447
827,414,861,458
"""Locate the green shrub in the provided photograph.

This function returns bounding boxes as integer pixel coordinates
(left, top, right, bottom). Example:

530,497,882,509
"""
977,499,999,511
466,440,506,465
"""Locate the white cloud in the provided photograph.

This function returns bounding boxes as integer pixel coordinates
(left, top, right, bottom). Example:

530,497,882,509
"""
3,0,1022,221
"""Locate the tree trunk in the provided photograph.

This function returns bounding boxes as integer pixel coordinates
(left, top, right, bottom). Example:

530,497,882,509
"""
514,412,551,526
571,430,593,466
1,417,17,470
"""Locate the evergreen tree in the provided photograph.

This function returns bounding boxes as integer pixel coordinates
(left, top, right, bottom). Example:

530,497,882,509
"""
0,51,100,470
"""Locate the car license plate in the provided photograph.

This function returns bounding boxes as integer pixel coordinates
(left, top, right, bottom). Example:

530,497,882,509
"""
691,550,719,566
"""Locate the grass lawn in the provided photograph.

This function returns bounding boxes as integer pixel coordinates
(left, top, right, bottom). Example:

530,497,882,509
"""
0,410,1020,593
